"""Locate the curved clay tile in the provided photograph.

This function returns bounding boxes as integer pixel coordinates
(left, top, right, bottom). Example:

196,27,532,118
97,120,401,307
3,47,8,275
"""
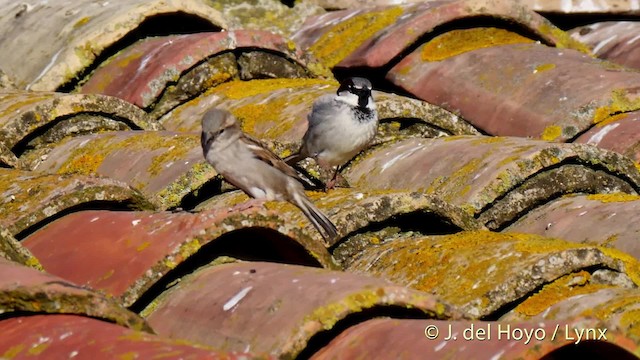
292,0,585,70
0,0,225,91
24,131,214,211
0,92,158,159
79,30,320,119
310,318,639,359
504,287,640,344
346,231,640,318
143,261,456,359
387,41,640,142
0,168,152,239
0,314,265,359
160,78,477,144
574,111,640,163
22,207,336,307
0,142,20,168
196,188,485,249
210,0,325,37
505,194,640,259
570,22,640,70
525,0,639,13
346,136,640,230
0,257,149,331
0,228,41,270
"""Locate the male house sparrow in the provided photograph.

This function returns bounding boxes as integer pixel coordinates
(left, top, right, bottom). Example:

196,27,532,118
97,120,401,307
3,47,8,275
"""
286,77,378,189
201,109,338,242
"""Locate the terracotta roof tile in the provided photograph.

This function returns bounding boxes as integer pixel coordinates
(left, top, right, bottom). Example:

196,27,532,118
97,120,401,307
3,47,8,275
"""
79,31,320,119
346,231,640,318
144,261,456,358
0,257,148,331
311,317,640,359
22,207,335,306
570,21,640,70
574,111,640,162
0,92,158,161
0,168,151,239
505,194,640,259
0,314,267,359
293,0,584,71
0,0,225,91
346,136,640,229
504,287,640,344
23,131,213,210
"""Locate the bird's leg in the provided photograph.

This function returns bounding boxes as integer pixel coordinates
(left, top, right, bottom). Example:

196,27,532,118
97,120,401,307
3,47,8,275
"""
324,166,349,191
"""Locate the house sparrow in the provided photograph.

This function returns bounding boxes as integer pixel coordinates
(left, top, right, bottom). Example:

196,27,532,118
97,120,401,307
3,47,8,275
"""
286,77,378,189
201,109,338,242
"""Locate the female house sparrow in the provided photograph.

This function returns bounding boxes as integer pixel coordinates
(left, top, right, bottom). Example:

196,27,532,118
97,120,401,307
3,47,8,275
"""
286,77,378,189
201,109,338,242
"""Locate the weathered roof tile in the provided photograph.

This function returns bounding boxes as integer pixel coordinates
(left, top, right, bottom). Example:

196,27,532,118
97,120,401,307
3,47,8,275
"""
0,0,225,91
346,231,640,318
0,168,152,239
144,261,456,358
24,131,212,210
0,257,149,331
346,136,640,230
0,314,267,359
79,31,320,119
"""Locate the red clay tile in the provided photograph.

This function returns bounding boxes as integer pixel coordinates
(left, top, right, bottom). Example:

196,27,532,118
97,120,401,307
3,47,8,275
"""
79,31,317,118
24,131,212,210
504,287,640,344
311,317,639,359
196,188,485,248
574,111,640,163
570,21,640,70
387,42,640,142
144,261,455,358
505,193,640,262
0,314,268,359
293,0,584,70
0,92,157,159
22,207,335,307
0,168,152,239
0,228,41,270
346,136,640,230
160,78,477,144
346,231,640,318
0,0,225,91
0,257,148,331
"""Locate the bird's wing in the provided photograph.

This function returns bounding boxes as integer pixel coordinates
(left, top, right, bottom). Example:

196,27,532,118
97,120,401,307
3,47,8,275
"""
240,133,303,181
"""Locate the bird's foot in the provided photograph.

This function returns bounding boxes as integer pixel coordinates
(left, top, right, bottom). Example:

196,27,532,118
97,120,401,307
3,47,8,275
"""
232,198,268,212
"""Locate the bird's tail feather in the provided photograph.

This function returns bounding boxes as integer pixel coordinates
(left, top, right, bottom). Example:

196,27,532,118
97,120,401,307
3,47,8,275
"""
293,193,338,242
284,152,305,166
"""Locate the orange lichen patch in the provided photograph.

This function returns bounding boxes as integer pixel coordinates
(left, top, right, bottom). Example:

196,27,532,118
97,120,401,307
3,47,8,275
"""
593,89,640,124
421,27,535,62
599,247,640,286
512,271,612,318
73,16,91,29
596,112,628,127
586,193,640,203
541,125,562,141
58,153,106,175
309,7,403,68
210,78,336,100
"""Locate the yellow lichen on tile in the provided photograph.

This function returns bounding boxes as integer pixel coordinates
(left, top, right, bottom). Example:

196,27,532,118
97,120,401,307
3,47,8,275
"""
595,112,628,127
541,125,562,141
620,309,640,339
586,193,640,203
211,78,336,100
533,63,556,73
512,271,612,317
421,27,534,62
537,23,591,54
308,7,404,68
593,89,640,124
